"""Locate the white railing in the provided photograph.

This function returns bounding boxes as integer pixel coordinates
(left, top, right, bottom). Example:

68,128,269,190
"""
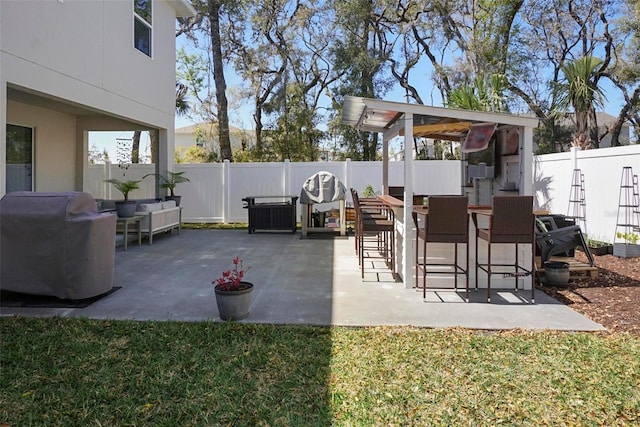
88,144,640,242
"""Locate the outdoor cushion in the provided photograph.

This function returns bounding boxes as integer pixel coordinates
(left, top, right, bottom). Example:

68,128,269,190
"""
535,218,553,245
138,202,163,212
161,200,177,209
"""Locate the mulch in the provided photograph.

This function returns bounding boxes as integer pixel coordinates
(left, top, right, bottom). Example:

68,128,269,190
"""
538,250,640,336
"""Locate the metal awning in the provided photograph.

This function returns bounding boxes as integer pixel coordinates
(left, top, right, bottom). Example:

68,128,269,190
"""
342,96,539,140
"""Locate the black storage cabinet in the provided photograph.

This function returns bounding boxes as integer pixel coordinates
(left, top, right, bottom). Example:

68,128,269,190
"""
242,196,298,233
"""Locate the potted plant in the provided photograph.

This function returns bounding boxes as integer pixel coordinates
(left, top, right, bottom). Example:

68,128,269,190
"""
584,237,613,256
104,178,141,217
212,257,254,321
362,184,376,198
143,170,190,206
613,231,640,258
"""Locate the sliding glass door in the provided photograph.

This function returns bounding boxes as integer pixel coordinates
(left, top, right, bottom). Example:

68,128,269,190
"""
6,124,33,192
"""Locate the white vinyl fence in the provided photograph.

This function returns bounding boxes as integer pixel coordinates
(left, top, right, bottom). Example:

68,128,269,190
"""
533,145,640,243
88,144,639,242
88,159,463,223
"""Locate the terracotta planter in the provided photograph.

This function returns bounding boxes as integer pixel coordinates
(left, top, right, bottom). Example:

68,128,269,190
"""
214,282,254,320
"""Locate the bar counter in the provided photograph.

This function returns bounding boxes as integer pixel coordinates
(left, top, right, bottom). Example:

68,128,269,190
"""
374,195,533,294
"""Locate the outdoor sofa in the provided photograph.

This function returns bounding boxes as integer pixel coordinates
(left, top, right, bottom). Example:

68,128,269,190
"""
97,198,182,244
135,200,182,244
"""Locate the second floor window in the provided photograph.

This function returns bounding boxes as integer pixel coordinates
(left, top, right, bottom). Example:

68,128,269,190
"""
134,0,152,57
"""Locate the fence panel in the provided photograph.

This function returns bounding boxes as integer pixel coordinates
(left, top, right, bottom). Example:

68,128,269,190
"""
176,164,224,222
534,145,640,242
412,160,462,195
227,162,287,222
88,163,155,200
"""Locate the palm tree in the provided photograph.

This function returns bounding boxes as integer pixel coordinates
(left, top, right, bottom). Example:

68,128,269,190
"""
175,82,189,116
446,74,509,113
554,56,607,147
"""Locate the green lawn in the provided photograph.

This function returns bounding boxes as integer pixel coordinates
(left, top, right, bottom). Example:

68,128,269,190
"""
1,318,639,426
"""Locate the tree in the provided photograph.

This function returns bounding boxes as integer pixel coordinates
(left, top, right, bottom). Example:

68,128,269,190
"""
208,0,232,160
88,143,109,164
504,0,616,150
554,56,607,147
329,0,395,160
446,74,509,112
177,0,235,161
606,0,640,145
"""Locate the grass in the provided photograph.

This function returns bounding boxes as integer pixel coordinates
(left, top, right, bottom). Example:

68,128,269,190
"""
2,318,639,426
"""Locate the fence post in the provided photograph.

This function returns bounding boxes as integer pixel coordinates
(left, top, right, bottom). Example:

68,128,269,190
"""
223,159,230,224
284,159,291,196
570,146,580,170
345,158,351,193
104,161,112,199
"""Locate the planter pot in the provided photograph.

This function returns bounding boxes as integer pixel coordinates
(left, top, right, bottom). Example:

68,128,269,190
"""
543,261,570,286
115,201,137,218
214,282,254,320
165,195,182,207
585,243,613,256
613,243,640,259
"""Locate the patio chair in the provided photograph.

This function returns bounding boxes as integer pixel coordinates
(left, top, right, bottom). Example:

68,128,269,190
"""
473,196,535,303
351,189,395,279
413,196,469,301
536,216,594,266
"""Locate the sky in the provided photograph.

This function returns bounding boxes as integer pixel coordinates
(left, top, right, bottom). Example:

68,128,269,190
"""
89,20,629,163
88,131,152,165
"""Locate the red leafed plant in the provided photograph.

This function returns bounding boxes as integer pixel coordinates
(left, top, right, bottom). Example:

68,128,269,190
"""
213,257,252,291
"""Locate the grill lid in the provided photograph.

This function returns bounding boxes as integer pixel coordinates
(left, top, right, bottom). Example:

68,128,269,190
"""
300,171,346,204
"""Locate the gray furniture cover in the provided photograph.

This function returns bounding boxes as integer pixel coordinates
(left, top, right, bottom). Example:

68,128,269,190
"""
1,191,116,299
300,171,347,204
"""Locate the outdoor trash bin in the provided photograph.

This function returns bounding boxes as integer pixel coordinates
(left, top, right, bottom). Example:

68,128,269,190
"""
0,191,116,299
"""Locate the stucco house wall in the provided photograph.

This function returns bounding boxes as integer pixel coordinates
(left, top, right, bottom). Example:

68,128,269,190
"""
6,100,77,192
0,0,195,196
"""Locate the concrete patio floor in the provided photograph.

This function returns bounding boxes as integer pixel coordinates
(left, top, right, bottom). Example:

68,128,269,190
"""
1,229,605,332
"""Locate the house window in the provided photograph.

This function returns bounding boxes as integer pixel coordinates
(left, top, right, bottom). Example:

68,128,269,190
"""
133,0,152,57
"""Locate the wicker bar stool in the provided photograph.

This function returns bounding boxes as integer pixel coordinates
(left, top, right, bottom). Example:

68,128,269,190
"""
473,196,535,303
351,189,395,279
413,196,469,301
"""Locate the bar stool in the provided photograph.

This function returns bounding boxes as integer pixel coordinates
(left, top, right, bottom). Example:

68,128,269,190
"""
351,189,395,279
349,188,388,255
413,196,469,301
473,196,535,303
